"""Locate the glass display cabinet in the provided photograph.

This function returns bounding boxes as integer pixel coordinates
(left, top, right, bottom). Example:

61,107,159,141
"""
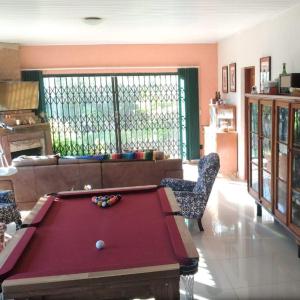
274,102,289,223
246,94,300,257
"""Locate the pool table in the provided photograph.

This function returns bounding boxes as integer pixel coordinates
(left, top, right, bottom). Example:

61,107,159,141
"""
0,185,198,300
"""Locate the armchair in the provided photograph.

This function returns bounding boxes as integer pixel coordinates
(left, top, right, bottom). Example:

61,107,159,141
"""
161,153,220,231
0,190,22,228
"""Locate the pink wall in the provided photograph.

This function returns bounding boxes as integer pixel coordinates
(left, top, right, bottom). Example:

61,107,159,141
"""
20,44,217,140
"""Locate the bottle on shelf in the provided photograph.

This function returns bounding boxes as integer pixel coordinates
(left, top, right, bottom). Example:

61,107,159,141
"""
281,63,288,76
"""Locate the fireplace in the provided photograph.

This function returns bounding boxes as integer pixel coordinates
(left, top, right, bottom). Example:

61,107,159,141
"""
11,147,42,160
0,120,53,164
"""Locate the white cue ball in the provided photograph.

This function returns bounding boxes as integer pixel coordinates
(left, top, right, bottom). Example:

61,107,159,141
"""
96,240,105,250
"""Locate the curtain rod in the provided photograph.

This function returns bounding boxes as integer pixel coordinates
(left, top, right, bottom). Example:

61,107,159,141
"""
22,66,200,71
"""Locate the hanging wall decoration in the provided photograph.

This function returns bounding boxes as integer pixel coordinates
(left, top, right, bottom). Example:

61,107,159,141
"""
222,66,228,93
260,56,271,93
229,63,236,92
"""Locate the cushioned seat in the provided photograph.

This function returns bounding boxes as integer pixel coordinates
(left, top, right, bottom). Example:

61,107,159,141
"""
161,153,220,231
0,190,22,228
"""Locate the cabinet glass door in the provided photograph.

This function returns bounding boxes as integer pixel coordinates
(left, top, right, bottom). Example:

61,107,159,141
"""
249,102,259,193
261,103,272,206
274,105,289,221
291,151,300,228
291,107,300,233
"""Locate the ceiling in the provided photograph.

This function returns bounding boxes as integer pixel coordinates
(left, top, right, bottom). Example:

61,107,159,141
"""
1,0,300,45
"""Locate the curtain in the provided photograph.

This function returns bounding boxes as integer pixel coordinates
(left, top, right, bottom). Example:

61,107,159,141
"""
21,70,46,119
178,68,200,160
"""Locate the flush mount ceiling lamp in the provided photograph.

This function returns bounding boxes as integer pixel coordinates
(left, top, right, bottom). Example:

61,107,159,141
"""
83,17,103,25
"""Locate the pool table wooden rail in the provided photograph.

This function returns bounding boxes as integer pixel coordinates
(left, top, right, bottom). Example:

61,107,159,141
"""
23,185,181,226
3,262,181,300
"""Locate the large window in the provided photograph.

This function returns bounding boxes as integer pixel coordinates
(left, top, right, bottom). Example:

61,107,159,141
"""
43,73,183,158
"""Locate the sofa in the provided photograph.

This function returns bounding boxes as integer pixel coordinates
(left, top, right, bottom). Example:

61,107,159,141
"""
0,156,183,210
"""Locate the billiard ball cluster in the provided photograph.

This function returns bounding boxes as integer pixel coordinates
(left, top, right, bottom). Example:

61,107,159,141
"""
91,194,121,208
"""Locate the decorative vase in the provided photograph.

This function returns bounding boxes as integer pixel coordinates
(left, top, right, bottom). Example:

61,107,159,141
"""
281,63,288,75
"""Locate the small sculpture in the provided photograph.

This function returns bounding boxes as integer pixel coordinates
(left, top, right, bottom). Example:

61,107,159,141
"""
251,86,258,94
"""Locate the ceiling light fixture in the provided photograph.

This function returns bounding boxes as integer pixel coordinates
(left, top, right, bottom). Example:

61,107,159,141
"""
83,17,103,25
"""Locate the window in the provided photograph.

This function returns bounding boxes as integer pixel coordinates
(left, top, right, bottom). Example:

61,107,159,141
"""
43,73,182,158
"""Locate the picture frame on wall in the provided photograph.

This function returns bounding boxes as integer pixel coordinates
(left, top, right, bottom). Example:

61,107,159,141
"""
222,66,228,93
260,56,271,93
229,63,236,92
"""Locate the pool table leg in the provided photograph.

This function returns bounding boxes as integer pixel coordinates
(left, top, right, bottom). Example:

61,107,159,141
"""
153,278,180,300
181,274,195,300
257,203,262,217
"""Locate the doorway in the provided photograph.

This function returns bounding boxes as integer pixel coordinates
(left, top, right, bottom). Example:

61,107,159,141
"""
244,66,255,180
244,67,255,94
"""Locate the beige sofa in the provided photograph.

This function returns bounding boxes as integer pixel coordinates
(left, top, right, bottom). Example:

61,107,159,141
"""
0,157,183,210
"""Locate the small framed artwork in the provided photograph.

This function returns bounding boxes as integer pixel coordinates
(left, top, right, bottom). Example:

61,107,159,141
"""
260,56,271,93
222,66,228,93
229,63,236,92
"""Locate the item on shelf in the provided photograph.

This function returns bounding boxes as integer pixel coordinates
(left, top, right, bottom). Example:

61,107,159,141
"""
291,88,300,97
281,63,288,76
280,73,300,94
220,121,229,132
217,98,224,105
211,91,222,105
251,86,258,94
267,81,278,95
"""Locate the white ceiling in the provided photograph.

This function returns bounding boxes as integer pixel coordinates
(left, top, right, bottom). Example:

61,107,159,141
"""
1,0,300,45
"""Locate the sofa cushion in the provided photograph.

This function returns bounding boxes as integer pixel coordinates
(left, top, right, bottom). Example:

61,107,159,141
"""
12,155,58,167
58,155,109,165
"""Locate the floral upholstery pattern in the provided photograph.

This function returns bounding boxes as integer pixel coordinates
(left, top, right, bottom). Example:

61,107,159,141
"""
0,190,22,227
161,153,220,227
160,178,196,192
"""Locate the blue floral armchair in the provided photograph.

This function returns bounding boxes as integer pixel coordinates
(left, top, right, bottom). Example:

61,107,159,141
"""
161,153,220,231
0,190,22,228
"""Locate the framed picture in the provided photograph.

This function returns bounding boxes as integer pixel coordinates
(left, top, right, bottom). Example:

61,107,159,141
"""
260,56,271,93
222,66,228,93
229,63,236,92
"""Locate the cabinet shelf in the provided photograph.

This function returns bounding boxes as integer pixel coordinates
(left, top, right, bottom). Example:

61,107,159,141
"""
209,104,236,131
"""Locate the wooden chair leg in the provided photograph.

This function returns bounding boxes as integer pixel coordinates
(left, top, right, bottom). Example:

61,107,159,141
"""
197,218,204,231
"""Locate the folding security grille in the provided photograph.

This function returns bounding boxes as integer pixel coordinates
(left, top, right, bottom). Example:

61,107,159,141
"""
43,73,183,158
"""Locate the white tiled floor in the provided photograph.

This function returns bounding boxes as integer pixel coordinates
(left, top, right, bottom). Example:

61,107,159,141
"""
181,163,300,299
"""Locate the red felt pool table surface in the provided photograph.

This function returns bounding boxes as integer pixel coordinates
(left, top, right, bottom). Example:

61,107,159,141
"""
0,185,198,300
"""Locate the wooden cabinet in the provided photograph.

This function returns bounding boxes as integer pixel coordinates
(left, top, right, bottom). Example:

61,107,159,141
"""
205,103,237,176
204,127,237,176
246,94,300,256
